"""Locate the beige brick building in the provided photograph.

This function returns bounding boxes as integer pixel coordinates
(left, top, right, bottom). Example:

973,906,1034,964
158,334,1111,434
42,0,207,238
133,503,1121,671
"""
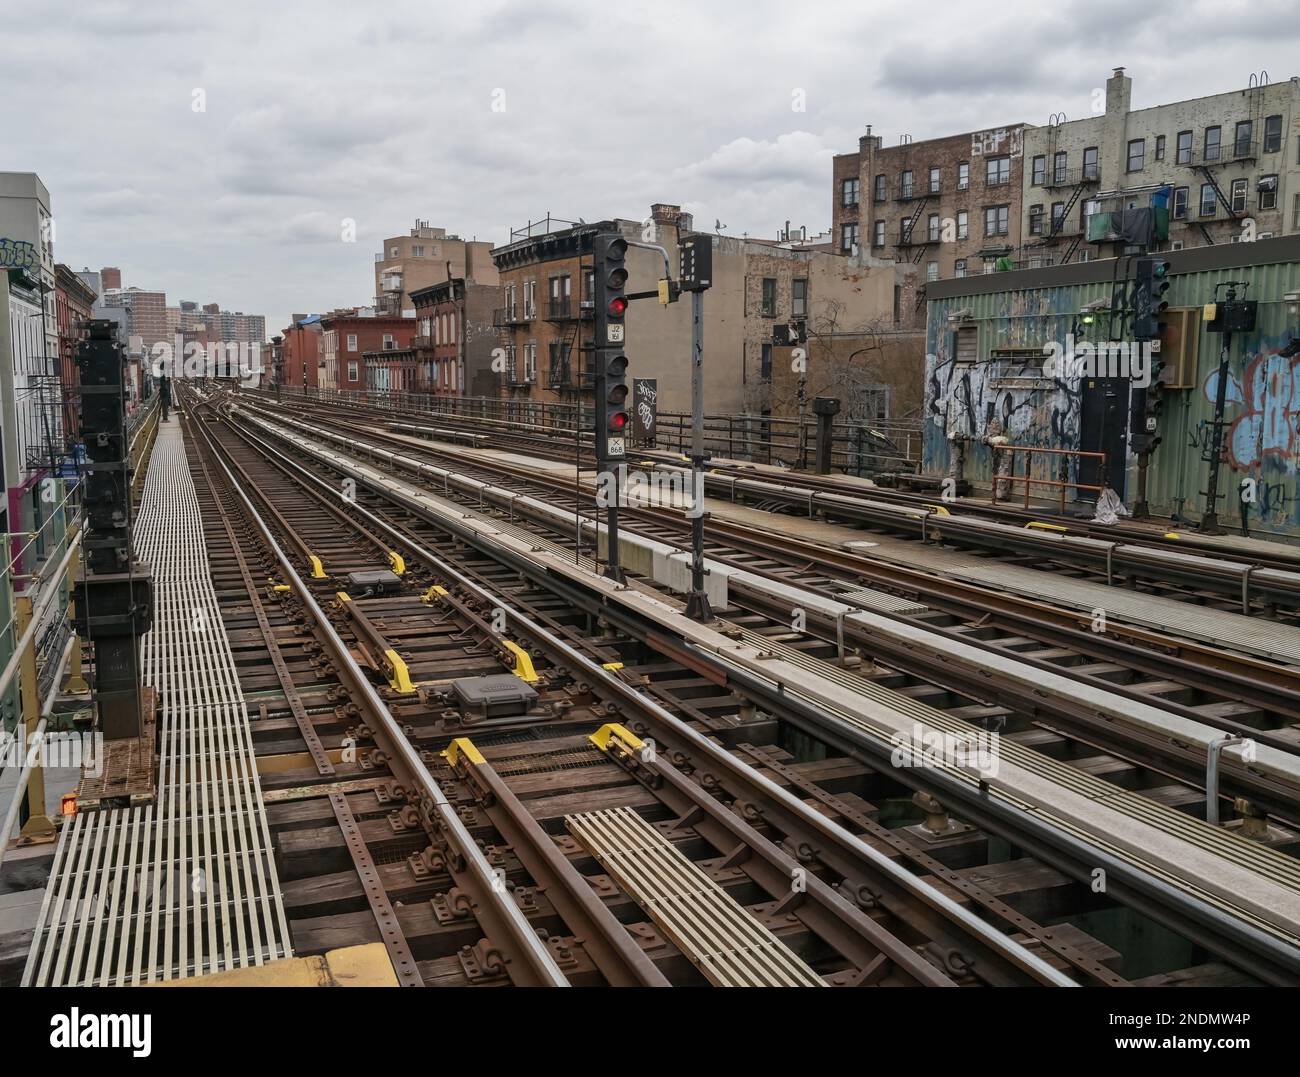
374,220,498,315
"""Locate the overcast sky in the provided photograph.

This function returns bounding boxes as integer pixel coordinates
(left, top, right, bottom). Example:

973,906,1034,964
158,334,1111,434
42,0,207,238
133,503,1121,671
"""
5,0,1297,334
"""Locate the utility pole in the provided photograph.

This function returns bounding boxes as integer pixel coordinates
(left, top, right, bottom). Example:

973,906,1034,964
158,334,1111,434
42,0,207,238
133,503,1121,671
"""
1199,282,1256,535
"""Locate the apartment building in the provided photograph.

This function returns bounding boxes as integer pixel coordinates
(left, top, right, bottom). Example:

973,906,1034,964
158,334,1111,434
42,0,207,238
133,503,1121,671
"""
1020,69,1300,264
55,264,97,442
280,316,322,388
100,286,169,351
491,204,916,419
410,278,499,397
0,172,57,362
374,220,499,316
833,123,1030,317
318,308,417,391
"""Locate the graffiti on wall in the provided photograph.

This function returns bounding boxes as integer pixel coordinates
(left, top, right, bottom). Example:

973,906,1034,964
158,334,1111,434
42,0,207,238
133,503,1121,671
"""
1203,346,1300,470
0,238,39,270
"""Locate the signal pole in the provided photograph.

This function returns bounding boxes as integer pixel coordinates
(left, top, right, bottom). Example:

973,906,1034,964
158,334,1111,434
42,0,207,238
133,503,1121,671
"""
592,231,630,582
1128,258,1170,517
1200,281,1256,535
679,234,713,621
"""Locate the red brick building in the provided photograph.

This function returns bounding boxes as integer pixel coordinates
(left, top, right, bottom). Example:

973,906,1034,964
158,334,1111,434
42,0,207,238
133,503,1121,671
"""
55,263,98,443
411,278,499,397
319,310,417,391
280,317,322,387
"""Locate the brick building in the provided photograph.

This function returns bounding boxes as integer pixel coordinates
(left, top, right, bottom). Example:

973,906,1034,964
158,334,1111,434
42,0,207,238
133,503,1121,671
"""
100,286,169,350
411,278,499,397
54,263,97,443
374,220,498,315
833,123,1029,327
280,316,322,388
1020,69,1300,264
318,309,417,391
491,205,918,420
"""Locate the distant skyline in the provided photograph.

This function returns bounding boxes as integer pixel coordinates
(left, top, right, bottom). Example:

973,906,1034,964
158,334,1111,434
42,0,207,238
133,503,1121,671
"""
6,0,1297,334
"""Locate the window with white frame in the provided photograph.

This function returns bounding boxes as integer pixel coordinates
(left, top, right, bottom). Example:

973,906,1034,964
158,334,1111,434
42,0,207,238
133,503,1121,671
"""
956,210,968,240
347,333,357,352
348,360,359,382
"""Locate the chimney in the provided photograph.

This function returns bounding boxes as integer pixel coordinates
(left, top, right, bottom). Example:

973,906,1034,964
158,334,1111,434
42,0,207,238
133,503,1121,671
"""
1106,67,1131,116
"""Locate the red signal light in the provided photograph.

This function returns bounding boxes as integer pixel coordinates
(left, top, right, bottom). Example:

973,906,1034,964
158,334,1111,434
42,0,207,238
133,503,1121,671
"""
609,412,628,432
608,297,628,317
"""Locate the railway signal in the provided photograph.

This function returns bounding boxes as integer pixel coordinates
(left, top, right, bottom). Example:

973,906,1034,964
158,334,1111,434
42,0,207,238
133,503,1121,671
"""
592,231,630,581
1128,258,1171,515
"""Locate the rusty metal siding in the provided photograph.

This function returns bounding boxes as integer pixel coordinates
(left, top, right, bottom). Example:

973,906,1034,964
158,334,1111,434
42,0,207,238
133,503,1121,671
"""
924,259,1300,539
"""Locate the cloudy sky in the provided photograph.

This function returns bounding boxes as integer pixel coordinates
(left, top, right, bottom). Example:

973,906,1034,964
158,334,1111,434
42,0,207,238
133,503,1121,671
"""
5,0,1296,333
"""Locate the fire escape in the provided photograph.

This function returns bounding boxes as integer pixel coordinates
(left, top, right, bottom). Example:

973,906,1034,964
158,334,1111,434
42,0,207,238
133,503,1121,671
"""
1192,73,1265,245
894,177,934,265
1036,116,1099,264
544,291,594,396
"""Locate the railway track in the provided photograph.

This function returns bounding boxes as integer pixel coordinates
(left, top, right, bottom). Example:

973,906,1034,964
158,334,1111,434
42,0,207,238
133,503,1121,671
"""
154,387,1300,983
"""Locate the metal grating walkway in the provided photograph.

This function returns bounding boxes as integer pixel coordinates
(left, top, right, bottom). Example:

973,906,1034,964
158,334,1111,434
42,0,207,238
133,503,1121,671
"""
22,418,291,985
566,806,826,987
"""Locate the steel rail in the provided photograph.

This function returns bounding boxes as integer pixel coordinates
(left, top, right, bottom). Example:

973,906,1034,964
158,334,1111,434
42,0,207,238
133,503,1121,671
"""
212,402,1076,986
185,394,571,988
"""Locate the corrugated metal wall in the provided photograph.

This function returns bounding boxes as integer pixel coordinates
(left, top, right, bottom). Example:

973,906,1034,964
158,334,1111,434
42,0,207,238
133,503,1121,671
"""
924,260,1300,539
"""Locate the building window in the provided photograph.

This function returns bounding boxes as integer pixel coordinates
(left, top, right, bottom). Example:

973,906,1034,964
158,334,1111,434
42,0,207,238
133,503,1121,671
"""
548,274,571,316
346,333,357,352
1294,193,1300,230
984,205,1009,236
1083,146,1098,180
1204,126,1221,162
1200,183,1218,217
760,277,777,317
928,166,941,194
1050,201,1065,231
1234,120,1253,158
956,210,968,240
893,285,901,325
985,156,1010,186
389,246,398,257
347,360,359,382
1230,178,1248,214
1031,155,1045,185
841,177,860,206
412,245,424,257
1264,115,1282,154
1127,138,1145,172
1076,249,1092,263
383,333,395,350
524,343,537,381
954,259,967,278
1172,186,1189,220
1053,151,1067,184
873,220,885,247
1154,135,1165,161
582,267,595,301
840,222,859,253
900,169,914,198
1259,175,1278,211
1176,130,1192,165
1028,204,1044,235
874,174,887,201
899,217,910,243
927,213,940,242
792,278,808,319
957,162,969,190
926,261,939,282
505,283,517,319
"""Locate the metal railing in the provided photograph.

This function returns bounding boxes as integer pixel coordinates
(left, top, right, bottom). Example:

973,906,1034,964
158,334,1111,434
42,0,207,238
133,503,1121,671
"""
988,444,1107,510
258,386,923,475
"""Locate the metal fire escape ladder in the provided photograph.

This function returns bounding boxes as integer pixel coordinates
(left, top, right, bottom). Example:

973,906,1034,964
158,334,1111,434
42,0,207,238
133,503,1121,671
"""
898,196,932,263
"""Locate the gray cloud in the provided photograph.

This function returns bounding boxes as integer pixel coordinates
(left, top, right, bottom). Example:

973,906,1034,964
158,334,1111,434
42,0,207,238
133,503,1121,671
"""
5,0,1295,332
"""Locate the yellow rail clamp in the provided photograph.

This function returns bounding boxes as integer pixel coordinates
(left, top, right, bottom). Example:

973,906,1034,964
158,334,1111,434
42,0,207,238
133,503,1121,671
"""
589,723,645,757
1025,521,1067,533
388,551,406,575
442,737,486,768
502,640,539,683
1165,532,1181,540
336,591,352,604
383,649,416,694
309,555,326,579
923,504,951,516
602,662,625,671
272,584,291,593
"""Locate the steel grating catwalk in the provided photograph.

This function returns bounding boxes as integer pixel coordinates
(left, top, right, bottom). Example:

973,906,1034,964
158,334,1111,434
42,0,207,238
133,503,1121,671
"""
566,806,826,987
22,419,292,985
